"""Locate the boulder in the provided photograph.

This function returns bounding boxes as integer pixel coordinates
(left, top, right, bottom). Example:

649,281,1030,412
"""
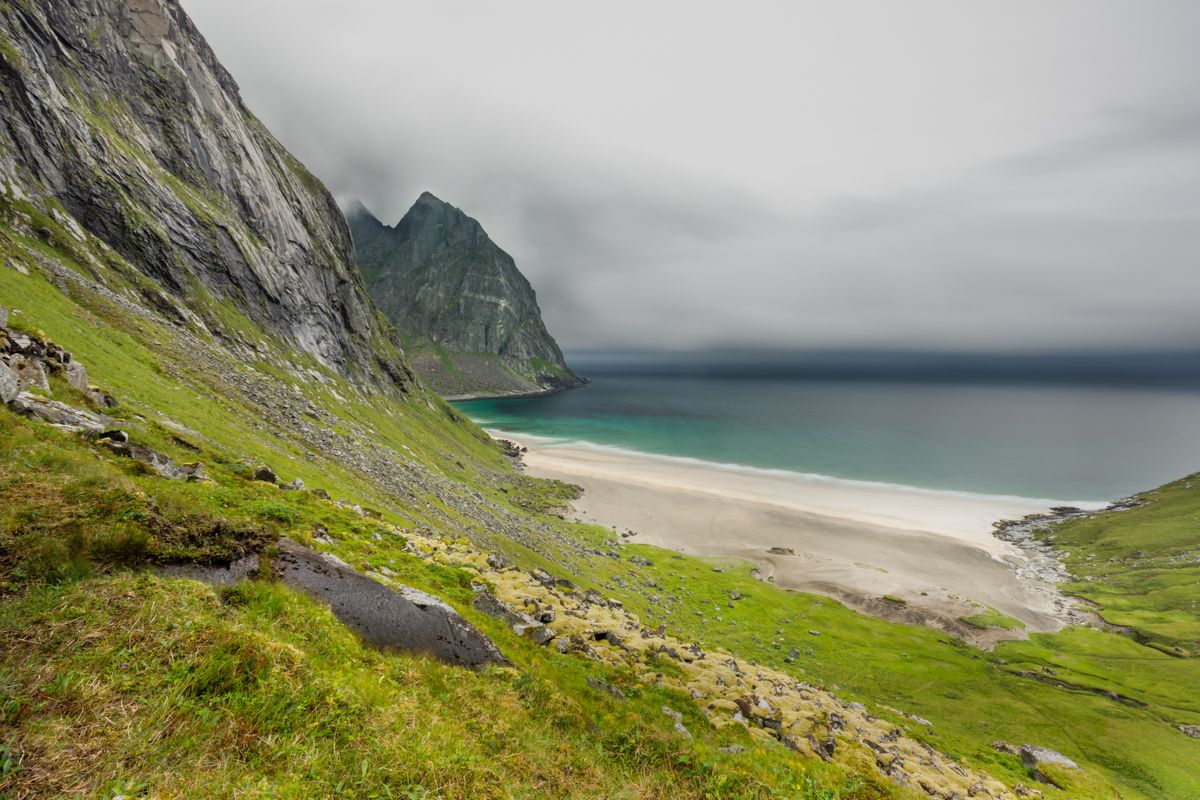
1176,724,1200,739
473,591,532,627
1019,745,1078,784
281,477,305,491
513,622,556,646
9,355,49,391
87,387,118,408
252,466,278,484
65,360,89,392
273,538,509,668
0,360,17,405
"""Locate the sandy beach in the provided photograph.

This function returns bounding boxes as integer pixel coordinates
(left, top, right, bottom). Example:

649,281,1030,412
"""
501,433,1103,641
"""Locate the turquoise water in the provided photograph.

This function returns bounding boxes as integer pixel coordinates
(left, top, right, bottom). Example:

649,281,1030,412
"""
456,374,1200,501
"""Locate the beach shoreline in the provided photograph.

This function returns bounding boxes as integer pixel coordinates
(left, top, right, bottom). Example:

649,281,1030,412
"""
493,429,1102,643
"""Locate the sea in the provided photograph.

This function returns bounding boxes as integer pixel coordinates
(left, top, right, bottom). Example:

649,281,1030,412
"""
455,353,1200,503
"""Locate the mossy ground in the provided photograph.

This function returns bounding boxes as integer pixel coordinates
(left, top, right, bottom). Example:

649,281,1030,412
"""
1,207,1198,798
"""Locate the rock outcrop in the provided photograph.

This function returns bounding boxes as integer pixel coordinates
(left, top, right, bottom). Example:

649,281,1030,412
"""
272,538,510,669
0,0,410,389
348,195,584,398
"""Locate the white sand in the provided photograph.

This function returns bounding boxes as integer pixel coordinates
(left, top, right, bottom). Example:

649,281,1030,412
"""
499,433,1103,638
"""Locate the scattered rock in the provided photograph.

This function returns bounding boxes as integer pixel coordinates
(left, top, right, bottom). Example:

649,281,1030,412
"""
1176,724,1200,739
273,538,509,668
767,546,795,556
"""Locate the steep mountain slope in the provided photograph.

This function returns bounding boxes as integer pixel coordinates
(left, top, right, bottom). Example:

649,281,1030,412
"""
0,0,407,387
349,195,584,398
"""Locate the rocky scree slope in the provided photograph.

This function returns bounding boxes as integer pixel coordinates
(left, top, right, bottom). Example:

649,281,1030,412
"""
349,194,584,397
0,0,410,388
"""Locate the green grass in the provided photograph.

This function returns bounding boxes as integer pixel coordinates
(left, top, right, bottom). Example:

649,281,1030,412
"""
1046,476,1200,656
961,608,1025,631
2,195,1199,797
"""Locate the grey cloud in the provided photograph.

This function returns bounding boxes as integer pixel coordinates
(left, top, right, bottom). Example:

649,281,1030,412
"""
183,0,1200,354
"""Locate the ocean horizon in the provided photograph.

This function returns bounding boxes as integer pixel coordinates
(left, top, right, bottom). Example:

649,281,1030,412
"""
456,357,1200,502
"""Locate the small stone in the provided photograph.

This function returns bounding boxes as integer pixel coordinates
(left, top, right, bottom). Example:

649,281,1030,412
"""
312,488,331,500
718,744,747,754
281,477,305,491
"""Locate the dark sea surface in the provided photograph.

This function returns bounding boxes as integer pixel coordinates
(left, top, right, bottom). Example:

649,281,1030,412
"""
456,356,1200,502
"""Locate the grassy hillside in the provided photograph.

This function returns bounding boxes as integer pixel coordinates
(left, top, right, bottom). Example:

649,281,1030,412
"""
1,199,1198,798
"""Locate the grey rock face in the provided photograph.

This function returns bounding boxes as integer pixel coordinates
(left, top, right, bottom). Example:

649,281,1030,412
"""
0,1,410,388
0,360,17,404
273,538,510,668
348,196,583,396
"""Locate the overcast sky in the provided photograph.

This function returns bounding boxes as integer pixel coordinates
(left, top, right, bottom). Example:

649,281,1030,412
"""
184,0,1200,353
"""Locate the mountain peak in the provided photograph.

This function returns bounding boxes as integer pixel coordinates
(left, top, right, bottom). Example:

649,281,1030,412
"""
347,194,584,398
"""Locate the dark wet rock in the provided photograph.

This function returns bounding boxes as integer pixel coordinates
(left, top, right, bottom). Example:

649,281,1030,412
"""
98,429,129,443
159,554,261,586
767,546,796,556
252,466,278,484
273,538,509,668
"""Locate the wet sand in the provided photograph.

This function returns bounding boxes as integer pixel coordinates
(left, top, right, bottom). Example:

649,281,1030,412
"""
503,435,1102,642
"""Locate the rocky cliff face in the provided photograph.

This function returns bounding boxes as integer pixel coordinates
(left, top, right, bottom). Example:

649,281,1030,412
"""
0,0,409,388
349,194,583,398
